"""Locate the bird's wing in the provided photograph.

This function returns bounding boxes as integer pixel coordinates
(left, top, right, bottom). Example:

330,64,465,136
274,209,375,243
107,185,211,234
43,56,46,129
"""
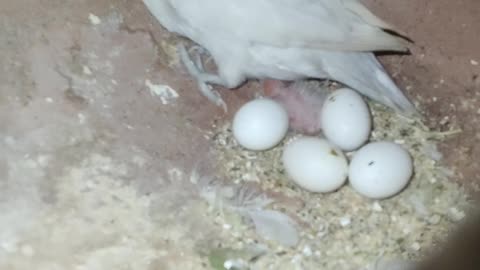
168,0,409,52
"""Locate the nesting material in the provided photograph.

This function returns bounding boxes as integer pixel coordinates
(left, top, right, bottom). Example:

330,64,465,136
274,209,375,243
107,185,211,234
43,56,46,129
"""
206,101,471,269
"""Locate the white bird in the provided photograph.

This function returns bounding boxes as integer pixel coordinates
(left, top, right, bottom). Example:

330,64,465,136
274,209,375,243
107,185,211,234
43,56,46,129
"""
143,0,416,115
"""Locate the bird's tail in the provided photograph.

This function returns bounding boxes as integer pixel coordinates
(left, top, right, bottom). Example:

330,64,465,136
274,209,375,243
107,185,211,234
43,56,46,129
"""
324,52,417,117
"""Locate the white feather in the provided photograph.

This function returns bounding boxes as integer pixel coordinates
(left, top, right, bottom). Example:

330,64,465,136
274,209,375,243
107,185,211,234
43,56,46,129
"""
246,209,299,247
144,0,407,51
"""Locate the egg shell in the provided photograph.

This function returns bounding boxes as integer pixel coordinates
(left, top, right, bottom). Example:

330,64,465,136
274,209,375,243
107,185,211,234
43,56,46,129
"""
282,137,348,193
348,141,413,199
232,98,289,151
321,88,371,151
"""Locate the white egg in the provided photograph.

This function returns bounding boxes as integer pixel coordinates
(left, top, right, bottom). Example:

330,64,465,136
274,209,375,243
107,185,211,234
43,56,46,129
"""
321,88,372,151
282,137,348,192
233,98,289,151
349,141,413,199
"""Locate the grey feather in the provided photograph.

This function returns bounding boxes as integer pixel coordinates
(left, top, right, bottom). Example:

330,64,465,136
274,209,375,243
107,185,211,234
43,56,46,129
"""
196,173,299,247
143,0,416,115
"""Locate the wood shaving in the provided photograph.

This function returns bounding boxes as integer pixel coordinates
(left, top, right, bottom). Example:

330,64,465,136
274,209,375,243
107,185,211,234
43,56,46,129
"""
206,101,472,270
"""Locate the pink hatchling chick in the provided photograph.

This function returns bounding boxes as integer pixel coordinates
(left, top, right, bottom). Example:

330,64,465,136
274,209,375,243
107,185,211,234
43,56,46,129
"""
263,79,330,135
